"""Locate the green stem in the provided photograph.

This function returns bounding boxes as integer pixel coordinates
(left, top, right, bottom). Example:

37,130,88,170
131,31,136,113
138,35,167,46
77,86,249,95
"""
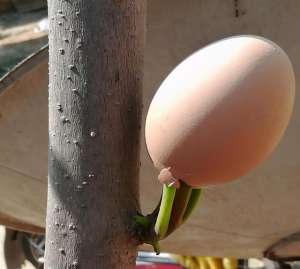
164,181,192,237
133,214,152,228
132,183,201,255
154,184,177,239
152,241,161,255
182,188,202,223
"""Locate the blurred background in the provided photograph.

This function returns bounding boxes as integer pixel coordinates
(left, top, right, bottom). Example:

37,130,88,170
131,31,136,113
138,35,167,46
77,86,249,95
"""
0,0,300,268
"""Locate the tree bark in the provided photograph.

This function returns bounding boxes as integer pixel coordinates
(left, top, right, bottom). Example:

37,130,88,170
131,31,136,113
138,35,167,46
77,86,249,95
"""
45,1,145,268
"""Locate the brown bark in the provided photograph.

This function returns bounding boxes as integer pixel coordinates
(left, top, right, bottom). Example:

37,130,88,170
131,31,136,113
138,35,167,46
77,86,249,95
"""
45,1,145,268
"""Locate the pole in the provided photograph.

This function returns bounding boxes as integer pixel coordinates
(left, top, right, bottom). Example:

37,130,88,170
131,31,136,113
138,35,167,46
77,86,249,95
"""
45,1,145,268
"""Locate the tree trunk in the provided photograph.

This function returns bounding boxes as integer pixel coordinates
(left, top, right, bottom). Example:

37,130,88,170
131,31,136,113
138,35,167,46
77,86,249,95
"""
45,1,145,268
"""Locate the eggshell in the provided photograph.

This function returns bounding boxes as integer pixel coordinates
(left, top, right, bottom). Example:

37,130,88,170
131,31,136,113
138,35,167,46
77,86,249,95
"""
145,35,295,187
